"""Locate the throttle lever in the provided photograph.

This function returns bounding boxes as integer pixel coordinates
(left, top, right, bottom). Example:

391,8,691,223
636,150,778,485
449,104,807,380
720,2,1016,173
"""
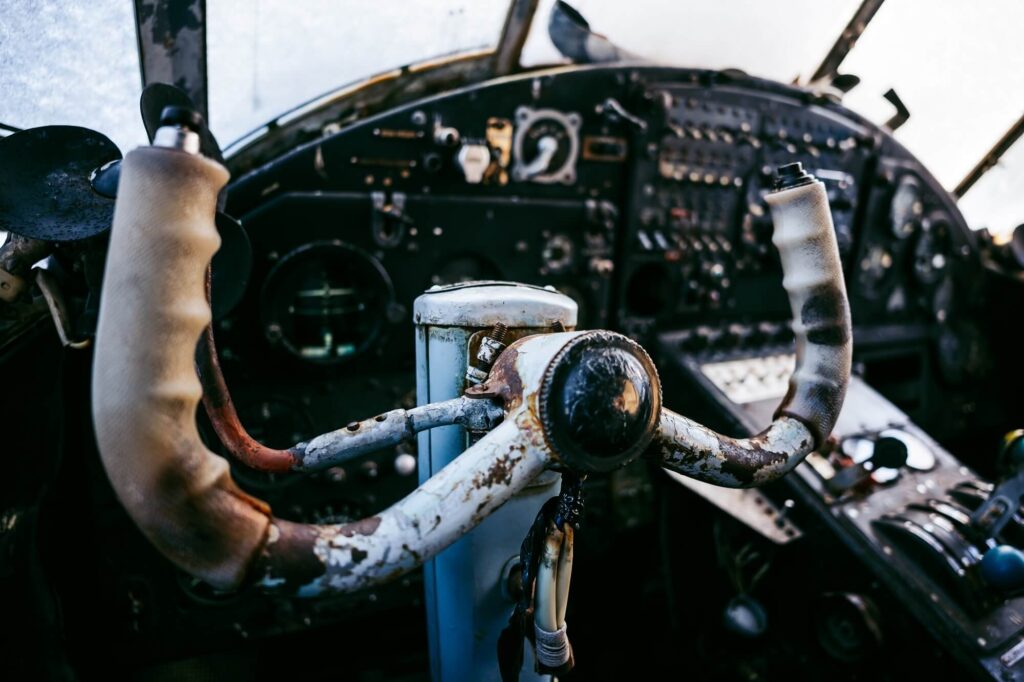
971,431,1024,537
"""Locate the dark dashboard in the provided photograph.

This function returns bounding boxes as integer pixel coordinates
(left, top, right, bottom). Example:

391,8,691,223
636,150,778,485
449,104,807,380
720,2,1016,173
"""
219,64,987,448
7,63,1023,681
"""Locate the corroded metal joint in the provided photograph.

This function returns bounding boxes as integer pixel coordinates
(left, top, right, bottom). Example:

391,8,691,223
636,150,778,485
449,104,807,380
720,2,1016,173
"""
469,330,662,474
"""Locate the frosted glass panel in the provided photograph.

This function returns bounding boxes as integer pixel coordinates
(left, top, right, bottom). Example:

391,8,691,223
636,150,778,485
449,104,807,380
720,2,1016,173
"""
0,0,147,154
208,0,509,145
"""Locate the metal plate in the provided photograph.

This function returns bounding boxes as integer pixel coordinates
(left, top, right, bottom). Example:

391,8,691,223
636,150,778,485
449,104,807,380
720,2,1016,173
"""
0,126,120,241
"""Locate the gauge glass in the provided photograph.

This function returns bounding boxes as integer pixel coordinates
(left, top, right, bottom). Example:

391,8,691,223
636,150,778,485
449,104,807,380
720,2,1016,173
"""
261,242,393,364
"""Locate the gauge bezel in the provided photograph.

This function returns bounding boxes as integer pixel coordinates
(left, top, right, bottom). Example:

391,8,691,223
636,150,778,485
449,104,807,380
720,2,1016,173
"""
511,106,582,185
259,240,395,366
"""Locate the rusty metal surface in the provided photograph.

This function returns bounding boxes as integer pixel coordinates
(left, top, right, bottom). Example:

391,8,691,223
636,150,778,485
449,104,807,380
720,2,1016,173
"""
0,234,49,278
294,396,503,472
96,140,848,600
199,273,503,474
197,314,300,473
256,415,553,595
133,0,209,120
655,176,850,489
95,142,568,596
0,235,49,303
654,412,815,488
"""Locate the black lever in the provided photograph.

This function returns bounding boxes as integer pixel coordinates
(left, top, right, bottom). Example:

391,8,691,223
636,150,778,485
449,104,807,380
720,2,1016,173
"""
827,436,908,496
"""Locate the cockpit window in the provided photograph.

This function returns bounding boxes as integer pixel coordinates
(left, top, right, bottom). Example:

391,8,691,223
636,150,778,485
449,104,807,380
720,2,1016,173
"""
519,0,1024,237
840,1,1024,197
520,0,864,84
206,0,510,145
0,0,147,153
958,137,1024,241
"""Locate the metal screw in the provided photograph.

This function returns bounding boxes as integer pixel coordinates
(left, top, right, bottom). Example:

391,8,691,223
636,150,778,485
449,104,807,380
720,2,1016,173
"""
489,323,508,345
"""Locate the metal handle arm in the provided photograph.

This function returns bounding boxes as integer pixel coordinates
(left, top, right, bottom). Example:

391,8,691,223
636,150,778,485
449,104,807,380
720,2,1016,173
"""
91,141,548,594
653,165,852,487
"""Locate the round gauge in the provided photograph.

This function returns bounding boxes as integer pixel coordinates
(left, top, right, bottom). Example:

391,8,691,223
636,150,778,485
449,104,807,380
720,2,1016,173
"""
512,107,581,184
878,429,936,472
890,175,924,240
541,234,574,274
260,241,394,364
912,215,951,287
841,437,899,484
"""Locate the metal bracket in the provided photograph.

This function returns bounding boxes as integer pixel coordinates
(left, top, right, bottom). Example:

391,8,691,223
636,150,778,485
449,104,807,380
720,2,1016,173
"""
665,470,803,544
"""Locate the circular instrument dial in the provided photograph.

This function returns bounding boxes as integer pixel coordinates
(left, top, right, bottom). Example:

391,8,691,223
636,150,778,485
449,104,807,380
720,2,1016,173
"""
512,107,581,184
260,241,394,365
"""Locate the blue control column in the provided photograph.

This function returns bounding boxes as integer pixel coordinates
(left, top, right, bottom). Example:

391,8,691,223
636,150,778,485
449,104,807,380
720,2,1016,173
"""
414,282,577,682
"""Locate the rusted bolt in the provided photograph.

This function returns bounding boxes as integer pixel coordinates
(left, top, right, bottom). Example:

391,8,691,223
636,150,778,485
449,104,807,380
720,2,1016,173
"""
490,323,508,345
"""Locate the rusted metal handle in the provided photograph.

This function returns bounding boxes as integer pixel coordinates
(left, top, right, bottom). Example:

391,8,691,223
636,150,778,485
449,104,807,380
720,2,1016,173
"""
653,169,852,487
92,141,552,593
197,309,503,473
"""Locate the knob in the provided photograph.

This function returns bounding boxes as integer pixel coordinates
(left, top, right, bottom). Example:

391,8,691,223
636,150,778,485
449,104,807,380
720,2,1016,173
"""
159,105,204,132
980,545,1024,592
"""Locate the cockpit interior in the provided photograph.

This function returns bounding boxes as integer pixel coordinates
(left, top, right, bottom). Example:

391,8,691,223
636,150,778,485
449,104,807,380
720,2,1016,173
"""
3,1,1024,680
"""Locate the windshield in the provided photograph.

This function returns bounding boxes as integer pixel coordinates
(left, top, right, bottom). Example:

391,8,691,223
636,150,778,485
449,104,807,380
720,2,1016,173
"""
0,0,510,153
4,0,1024,237
0,0,147,153
207,0,510,145
521,0,864,82
838,0,1024,238
522,0,1024,237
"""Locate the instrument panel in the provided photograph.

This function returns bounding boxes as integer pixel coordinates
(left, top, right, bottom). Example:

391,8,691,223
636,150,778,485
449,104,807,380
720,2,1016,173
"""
80,64,1008,673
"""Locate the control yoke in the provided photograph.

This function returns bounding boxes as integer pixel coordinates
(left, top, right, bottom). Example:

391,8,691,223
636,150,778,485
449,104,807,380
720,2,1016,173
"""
91,116,851,596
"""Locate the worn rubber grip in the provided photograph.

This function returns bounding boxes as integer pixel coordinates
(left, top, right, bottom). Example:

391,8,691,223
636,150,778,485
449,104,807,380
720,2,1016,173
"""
765,179,852,447
92,146,271,590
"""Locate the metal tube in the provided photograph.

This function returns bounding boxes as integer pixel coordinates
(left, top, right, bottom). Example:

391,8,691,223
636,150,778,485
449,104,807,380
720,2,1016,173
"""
198,300,503,473
808,0,886,84
257,417,553,595
197,315,300,473
293,396,503,472
653,412,814,488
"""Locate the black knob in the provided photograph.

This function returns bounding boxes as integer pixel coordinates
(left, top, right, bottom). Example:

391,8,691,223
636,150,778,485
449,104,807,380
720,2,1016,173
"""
773,162,815,191
540,332,661,473
159,105,204,133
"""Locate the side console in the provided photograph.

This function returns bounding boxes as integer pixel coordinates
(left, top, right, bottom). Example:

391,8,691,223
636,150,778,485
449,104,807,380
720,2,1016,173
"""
658,329,1024,680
